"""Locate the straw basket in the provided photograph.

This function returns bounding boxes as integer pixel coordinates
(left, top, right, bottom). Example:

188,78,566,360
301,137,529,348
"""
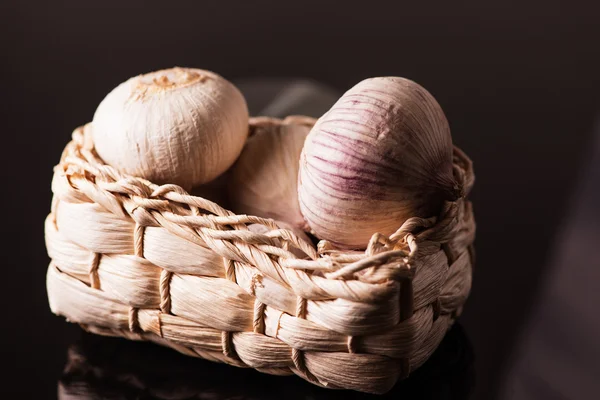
46,123,475,394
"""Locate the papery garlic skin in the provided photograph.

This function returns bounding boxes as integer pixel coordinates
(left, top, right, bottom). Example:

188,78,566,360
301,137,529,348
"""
92,67,249,189
298,77,460,249
228,116,315,230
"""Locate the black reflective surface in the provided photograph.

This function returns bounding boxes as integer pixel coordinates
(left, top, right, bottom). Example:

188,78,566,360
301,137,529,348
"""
2,1,600,399
59,324,474,400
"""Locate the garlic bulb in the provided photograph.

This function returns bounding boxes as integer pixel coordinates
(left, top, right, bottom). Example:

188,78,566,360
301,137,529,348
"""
228,116,315,229
92,67,249,189
298,77,461,249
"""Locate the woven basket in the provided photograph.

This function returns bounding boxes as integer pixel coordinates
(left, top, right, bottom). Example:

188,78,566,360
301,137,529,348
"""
46,122,475,395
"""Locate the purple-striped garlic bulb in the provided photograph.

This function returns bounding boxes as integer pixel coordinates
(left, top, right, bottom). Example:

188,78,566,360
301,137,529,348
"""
298,77,461,249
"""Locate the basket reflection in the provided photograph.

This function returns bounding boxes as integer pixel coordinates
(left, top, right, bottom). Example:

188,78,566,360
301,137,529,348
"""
59,323,474,399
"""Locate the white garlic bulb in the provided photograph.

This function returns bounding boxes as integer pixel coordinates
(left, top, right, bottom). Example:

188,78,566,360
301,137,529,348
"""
228,116,315,229
298,77,461,249
92,67,249,189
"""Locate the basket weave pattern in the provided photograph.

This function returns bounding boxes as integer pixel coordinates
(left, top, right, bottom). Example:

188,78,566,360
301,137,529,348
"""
46,124,475,394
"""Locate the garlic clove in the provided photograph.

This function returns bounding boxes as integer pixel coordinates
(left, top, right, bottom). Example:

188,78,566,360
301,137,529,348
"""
298,77,460,249
92,67,249,190
228,116,315,230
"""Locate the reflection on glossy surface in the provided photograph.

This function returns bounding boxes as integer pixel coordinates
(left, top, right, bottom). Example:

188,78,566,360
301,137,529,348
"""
58,324,474,400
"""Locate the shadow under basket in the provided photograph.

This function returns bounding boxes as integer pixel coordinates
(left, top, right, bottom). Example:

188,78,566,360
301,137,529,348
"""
45,124,476,395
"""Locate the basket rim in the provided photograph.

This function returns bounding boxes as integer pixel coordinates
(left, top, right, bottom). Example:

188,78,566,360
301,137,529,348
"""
52,123,475,291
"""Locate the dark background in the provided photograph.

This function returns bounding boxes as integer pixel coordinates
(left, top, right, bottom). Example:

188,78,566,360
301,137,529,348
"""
1,1,599,398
